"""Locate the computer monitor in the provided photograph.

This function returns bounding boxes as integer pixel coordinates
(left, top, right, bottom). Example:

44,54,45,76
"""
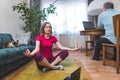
64,67,81,80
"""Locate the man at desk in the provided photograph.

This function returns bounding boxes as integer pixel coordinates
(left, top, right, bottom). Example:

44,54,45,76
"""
92,2,119,61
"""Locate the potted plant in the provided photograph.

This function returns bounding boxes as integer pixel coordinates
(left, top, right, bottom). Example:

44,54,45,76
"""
12,2,56,37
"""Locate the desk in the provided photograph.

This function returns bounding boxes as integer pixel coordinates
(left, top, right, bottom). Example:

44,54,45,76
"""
80,29,105,55
80,29,105,41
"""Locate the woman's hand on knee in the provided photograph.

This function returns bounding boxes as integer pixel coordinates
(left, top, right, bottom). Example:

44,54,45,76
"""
23,49,31,57
73,45,82,51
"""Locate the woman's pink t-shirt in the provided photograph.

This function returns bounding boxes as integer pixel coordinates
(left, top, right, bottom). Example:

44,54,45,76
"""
36,35,58,59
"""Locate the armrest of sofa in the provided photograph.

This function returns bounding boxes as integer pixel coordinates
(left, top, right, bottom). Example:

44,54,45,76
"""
0,33,13,49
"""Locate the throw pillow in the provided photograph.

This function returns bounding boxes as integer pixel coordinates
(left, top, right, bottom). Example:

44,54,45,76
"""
15,32,31,45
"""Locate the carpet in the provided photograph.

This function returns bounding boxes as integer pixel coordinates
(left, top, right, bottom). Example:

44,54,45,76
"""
10,59,82,80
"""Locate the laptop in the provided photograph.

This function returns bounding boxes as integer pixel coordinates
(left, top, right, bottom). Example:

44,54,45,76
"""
83,21,95,30
64,67,81,80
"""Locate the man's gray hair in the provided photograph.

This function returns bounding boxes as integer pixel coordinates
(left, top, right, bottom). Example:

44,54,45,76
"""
103,2,114,9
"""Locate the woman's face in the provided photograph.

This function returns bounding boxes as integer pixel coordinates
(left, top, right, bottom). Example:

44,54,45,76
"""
44,23,52,34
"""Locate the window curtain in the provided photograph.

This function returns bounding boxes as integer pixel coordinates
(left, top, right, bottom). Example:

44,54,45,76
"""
40,0,88,48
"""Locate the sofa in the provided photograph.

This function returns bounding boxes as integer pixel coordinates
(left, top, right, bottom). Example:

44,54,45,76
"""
0,33,35,77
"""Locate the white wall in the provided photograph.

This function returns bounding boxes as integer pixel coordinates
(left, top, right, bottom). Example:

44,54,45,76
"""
0,0,28,38
111,0,120,12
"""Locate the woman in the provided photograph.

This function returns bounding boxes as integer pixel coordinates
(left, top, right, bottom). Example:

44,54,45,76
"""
24,22,81,72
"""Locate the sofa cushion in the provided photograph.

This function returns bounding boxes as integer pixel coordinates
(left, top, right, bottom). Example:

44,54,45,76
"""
0,49,9,67
0,45,35,67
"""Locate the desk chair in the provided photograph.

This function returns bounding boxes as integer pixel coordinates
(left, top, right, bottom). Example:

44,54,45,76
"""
102,14,120,74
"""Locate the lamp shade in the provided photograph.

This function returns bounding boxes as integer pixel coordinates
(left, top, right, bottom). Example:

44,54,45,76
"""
87,0,110,16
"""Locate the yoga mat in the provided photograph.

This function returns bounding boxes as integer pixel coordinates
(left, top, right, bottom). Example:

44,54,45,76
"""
10,59,82,80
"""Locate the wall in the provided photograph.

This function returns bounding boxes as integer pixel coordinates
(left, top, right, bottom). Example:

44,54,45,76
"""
0,0,28,39
110,0,120,12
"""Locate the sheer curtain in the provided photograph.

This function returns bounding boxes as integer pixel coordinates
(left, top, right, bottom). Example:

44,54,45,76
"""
41,0,88,48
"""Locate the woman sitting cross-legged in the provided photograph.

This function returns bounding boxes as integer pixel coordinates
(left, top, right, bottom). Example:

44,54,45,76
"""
23,22,81,72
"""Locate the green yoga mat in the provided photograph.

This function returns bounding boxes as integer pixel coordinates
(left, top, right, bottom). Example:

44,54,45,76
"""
10,59,82,80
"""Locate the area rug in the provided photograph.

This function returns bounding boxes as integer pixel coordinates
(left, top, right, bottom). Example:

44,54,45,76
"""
10,59,82,80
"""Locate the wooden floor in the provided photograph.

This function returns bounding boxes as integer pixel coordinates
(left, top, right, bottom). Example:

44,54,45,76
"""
78,51,120,80
1,50,120,80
